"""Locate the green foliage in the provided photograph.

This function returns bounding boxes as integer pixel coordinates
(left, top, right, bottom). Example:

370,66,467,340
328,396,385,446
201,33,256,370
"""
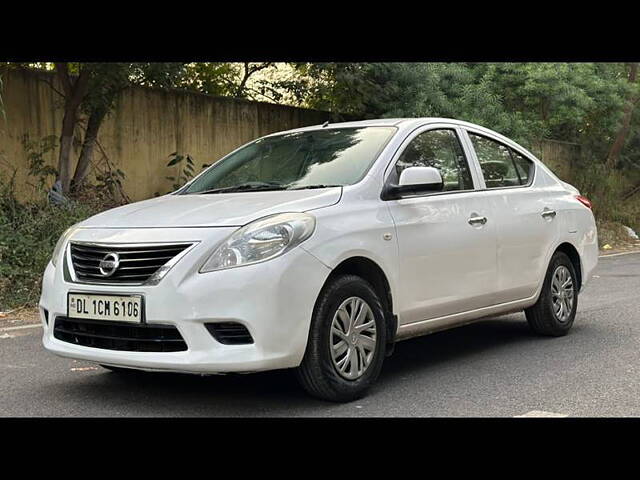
0,173,102,309
175,62,279,100
93,168,126,204
162,152,209,192
21,133,58,189
572,163,640,234
281,63,631,151
176,63,241,97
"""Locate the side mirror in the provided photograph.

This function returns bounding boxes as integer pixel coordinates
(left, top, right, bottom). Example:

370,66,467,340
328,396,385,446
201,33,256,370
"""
382,166,444,200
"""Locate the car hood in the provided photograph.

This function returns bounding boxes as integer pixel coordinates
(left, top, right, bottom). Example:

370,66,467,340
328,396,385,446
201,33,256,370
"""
80,188,342,228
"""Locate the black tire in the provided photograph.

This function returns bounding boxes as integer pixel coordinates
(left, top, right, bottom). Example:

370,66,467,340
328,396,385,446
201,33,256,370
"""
525,251,578,336
295,274,387,402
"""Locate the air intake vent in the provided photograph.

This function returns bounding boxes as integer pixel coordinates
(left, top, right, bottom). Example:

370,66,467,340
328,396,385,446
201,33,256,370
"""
54,317,187,352
69,242,192,285
205,322,254,345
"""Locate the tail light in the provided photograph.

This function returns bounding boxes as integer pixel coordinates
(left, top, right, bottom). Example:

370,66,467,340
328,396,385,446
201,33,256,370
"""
575,195,592,209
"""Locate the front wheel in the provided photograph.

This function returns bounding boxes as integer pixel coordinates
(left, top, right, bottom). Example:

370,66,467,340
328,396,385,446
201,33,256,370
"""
525,251,578,336
295,274,387,402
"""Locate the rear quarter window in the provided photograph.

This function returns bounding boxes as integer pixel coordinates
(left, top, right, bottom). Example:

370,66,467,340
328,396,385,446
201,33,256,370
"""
468,132,535,188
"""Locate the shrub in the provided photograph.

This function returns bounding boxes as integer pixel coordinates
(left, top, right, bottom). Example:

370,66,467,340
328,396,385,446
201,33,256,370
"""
0,173,104,309
571,163,640,243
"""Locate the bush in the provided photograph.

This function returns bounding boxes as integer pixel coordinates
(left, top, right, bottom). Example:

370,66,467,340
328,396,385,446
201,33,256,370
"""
571,163,640,245
0,174,104,310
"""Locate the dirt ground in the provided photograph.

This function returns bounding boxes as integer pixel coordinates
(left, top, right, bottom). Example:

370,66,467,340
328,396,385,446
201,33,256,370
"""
600,240,640,256
0,306,40,330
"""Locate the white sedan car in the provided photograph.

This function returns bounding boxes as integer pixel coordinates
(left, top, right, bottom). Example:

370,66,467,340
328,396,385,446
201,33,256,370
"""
41,118,598,402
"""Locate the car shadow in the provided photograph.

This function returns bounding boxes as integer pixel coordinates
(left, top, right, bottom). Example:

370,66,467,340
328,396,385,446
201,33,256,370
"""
61,313,575,415
381,313,539,377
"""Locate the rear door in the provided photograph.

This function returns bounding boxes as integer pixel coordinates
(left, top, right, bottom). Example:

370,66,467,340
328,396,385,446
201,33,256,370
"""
461,129,560,304
385,125,498,325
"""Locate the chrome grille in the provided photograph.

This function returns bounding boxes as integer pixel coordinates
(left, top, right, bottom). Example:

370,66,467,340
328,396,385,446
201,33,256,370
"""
68,242,192,285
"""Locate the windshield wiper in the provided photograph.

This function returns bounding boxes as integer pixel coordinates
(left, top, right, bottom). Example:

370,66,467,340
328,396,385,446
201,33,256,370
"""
193,183,288,194
191,183,342,194
286,184,342,190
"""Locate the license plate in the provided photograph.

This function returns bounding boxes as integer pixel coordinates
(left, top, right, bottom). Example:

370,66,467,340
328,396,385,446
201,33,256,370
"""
68,293,143,323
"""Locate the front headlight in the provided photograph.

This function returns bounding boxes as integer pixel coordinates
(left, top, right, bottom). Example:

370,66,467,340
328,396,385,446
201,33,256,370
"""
51,225,78,267
200,212,316,273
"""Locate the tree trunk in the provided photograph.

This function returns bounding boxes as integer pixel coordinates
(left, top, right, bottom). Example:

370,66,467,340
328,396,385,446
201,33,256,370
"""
57,110,76,193
236,62,272,97
72,108,106,191
606,63,639,169
54,63,90,193
236,63,251,97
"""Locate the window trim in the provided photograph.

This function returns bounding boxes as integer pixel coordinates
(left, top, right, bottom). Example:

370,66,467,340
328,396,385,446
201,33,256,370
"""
461,127,537,191
381,124,482,201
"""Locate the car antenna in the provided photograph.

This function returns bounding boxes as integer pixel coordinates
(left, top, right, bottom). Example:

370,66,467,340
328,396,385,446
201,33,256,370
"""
322,121,329,128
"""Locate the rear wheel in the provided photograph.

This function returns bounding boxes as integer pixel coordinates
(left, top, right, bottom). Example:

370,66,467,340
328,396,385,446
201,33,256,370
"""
525,251,578,336
295,274,387,402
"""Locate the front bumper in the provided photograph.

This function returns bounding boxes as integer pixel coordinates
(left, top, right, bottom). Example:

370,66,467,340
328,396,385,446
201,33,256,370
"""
40,227,331,373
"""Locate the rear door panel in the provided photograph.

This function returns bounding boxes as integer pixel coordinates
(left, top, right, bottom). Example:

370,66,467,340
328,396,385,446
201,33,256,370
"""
485,186,560,303
460,127,561,304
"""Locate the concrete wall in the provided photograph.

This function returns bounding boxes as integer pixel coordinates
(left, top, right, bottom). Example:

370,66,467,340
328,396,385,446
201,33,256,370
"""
0,67,333,202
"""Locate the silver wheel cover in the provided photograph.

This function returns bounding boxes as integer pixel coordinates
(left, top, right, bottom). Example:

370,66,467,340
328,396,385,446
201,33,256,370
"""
329,296,378,380
551,265,574,323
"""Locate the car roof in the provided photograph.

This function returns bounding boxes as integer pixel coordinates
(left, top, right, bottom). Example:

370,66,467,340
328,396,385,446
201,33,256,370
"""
268,117,503,135
264,117,561,182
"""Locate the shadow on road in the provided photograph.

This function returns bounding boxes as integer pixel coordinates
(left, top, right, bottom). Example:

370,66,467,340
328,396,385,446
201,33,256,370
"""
58,313,567,415
383,314,539,377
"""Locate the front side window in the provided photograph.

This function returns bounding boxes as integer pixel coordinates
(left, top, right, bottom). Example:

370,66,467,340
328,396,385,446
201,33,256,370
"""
469,133,533,188
183,127,396,194
394,129,474,192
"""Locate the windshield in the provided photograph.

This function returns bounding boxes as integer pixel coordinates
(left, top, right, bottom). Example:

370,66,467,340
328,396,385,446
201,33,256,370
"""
182,127,396,194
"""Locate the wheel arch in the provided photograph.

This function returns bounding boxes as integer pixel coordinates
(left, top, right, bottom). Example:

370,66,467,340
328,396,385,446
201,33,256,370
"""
554,242,583,290
324,256,397,348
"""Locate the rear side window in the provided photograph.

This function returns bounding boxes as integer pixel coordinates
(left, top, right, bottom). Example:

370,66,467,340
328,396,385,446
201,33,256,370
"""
510,149,534,185
469,133,534,188
395,129,474,192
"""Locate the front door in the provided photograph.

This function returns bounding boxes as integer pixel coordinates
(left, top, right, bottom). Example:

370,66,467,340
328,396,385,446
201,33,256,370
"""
385,127,498,325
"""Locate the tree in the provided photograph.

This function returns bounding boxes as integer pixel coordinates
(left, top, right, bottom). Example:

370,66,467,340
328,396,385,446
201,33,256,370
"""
280,63,631,153
606,63,639,168
71,63,185,192
51,63,187,195
235,62,273,97
175,62,276,100
71,63,129,192
54,63,91,193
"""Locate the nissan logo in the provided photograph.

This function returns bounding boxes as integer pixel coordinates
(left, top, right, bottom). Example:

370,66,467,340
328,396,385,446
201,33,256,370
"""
99,252,120,277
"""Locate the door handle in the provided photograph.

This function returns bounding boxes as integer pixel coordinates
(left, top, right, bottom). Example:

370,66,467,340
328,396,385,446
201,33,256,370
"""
541,209,557,219
468,216,488,226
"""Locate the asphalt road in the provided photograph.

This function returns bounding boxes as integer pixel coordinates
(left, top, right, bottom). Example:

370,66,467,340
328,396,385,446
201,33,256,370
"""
1,253,639,417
